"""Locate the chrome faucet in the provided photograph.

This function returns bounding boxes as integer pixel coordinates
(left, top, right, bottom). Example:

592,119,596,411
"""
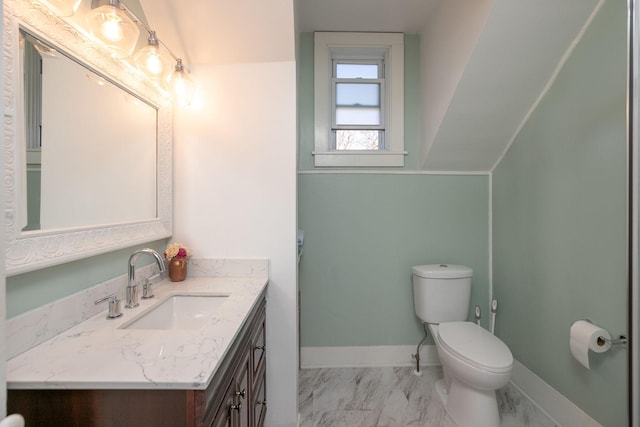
126,248,166,308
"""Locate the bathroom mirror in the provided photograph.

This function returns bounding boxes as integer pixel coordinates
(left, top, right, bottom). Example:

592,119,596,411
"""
20,29,158,231
4,1,173,275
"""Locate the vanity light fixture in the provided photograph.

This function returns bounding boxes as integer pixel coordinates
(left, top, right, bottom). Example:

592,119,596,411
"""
134,31,172,84
116,0,197,106
39,0,81,17
86,0,140,58
45,0,197,106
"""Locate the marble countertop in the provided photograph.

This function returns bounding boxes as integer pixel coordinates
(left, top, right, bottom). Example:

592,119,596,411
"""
6,276,268,390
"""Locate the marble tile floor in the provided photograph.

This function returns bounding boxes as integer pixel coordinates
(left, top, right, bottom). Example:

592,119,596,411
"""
299,367,558,427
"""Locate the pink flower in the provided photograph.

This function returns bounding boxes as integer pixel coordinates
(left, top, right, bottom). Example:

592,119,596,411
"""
164,243,191,260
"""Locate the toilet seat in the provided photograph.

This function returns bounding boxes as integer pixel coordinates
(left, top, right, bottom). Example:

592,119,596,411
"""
437,322,512,374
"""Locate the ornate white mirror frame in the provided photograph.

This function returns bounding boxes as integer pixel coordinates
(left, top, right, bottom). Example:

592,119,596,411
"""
3,0,173,276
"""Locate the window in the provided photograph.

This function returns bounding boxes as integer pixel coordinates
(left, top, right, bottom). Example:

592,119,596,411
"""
333,61,383,150
314,32,405,167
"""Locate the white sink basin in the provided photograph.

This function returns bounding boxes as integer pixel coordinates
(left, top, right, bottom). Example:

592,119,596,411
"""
120,294,229,330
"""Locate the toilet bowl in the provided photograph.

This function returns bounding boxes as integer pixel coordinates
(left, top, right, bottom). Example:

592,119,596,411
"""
429,322,512,427
411,264,513,427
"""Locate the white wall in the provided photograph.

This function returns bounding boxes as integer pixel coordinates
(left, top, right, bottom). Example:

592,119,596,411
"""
173,62,298,427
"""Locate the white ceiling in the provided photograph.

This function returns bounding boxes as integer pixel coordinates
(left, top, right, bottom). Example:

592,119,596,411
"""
142,0,604,172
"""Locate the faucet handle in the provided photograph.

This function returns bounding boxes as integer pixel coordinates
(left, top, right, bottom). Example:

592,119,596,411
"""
142,278,154,299
142,273,162,300
95,294,123,319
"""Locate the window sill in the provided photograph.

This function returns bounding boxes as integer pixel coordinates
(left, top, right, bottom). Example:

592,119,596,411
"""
312,151,407,167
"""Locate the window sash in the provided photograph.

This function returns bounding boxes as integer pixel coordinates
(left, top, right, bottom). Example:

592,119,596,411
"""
331,77,386,131
333,80,383,128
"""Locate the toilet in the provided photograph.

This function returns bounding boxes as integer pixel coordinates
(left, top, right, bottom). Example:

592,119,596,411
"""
412,264,513,427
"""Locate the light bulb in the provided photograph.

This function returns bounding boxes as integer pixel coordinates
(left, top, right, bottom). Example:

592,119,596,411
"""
86,1,140,58
172,73,195,101
101,15,124,42
168,60,195,107
134,32,172,83
145,52,163,75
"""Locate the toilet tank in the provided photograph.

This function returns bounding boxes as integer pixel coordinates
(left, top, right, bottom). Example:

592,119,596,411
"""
412,264,472,324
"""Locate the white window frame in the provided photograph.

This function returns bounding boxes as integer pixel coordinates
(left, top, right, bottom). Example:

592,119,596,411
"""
314,32,405,167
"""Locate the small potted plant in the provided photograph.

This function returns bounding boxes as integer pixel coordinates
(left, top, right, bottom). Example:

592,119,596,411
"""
164,243,191,282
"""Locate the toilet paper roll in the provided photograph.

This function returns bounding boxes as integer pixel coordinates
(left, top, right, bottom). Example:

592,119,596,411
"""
569,320,611,369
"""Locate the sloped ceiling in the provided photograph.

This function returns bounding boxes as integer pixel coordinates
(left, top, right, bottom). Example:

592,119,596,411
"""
142,0,603,172
423,0,601,171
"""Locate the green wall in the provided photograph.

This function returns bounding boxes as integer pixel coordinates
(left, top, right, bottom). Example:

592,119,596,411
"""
6,240,166,317
492,1,627,426
299,174,489,346
298,33,491,348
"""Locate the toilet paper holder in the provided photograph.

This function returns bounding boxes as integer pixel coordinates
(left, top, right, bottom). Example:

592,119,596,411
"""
579,319,628,349
597,335,628,348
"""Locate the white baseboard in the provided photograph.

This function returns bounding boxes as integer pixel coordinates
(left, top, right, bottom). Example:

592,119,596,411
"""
511,360,602,427
300,345,440,369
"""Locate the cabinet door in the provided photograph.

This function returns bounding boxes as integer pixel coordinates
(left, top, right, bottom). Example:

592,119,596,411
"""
252,372,267,427
210,360,249,427
210,386,235,427
210,409,232,427
235,350,251,427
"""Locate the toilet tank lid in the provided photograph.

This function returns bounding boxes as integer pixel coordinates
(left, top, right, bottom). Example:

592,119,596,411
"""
412,264,472,279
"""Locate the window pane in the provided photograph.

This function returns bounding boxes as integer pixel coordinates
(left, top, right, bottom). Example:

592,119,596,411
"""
336,107,381,125
336,83,379,107
336,63,379,79
335,130,381,150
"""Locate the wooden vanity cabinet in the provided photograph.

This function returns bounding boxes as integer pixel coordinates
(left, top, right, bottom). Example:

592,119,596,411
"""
207,345,251,427
8,294,267,427
202,295,265,427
